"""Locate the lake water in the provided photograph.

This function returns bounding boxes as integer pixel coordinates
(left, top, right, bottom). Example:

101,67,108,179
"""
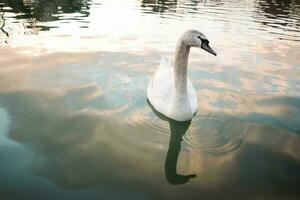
0,0,300,199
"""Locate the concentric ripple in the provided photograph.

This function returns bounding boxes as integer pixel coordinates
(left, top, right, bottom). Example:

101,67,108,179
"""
124,103,244,156
121,105,171,150
183,114,244,156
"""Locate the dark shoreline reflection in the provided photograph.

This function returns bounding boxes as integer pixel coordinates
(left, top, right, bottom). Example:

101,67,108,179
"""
141,0,178,13
0,0,90,32
255,0,300,41
140,0,201,15
0,0,90,21
258,0,300,19
140,0,300,42
147,99,196,185
0,12,9,43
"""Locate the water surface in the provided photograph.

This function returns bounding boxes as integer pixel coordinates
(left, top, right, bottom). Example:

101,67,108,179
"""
0,0,300,199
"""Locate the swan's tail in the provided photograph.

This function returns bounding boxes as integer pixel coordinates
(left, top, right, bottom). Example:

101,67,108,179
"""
158,57,171,68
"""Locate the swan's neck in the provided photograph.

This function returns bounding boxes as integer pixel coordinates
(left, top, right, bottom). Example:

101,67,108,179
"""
174,40,190,97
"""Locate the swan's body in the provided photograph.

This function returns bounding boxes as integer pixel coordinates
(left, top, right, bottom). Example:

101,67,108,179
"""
147,30,216,121
147,58,198,121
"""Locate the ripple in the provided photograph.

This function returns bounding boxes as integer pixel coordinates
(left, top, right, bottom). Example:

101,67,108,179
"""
122,105,171,149
128,101,245,156
134,119,170,137
183,114,244,156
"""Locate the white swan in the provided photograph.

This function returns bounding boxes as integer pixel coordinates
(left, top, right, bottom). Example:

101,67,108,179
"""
147,30,216,121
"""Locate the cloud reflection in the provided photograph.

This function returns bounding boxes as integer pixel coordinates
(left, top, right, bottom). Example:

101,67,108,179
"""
0,48,299,199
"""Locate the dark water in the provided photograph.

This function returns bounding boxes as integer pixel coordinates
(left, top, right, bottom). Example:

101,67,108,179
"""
0,0,300,199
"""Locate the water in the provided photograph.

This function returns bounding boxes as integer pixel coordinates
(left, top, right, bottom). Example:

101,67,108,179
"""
0,0,300,199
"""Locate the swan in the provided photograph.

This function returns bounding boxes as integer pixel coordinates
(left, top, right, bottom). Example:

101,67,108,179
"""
147,30,217,121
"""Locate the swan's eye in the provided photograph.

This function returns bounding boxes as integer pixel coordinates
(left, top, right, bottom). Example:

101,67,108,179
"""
198,36,209,44
199,37,209,44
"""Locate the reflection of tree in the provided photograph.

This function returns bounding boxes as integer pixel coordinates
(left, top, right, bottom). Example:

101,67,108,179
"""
0,0,90,22
147,100,196,185
259,0,291,17
257,0,300,30
140,0,202,17
0,12,9,43
141,0,178,13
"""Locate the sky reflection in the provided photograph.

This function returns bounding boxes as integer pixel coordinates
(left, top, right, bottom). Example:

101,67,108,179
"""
0,46,299,199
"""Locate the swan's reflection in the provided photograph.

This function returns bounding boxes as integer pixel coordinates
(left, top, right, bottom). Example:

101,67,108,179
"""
165,119,196,185
148,100,196,185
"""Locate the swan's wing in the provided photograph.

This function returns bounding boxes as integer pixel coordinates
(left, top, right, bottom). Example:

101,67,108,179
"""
147,67,173,113
148,67,173,100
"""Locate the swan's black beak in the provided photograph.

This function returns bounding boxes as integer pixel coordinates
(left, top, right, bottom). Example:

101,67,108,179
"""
201,42,217,56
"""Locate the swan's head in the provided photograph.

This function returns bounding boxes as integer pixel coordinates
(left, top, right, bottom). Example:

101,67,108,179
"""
181,30,217,56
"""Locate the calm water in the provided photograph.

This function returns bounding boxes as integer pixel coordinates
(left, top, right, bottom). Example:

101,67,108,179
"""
0,0,300,199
